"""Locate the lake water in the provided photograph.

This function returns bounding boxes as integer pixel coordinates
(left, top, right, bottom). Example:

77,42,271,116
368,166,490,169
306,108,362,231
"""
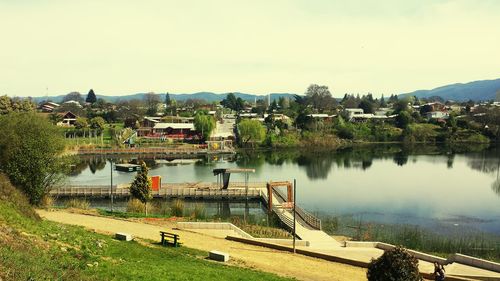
67,144,500,235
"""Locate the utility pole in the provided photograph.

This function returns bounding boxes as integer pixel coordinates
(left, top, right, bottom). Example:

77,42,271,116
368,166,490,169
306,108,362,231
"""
293,178,296,254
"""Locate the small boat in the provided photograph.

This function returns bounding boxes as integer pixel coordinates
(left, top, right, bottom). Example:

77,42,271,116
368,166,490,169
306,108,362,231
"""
115,163,142,172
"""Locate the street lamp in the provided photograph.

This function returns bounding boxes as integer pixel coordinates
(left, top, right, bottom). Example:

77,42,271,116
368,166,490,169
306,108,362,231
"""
109,159,114,212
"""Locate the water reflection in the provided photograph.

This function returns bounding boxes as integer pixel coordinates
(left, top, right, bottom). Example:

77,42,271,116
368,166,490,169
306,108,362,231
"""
67,144,500,235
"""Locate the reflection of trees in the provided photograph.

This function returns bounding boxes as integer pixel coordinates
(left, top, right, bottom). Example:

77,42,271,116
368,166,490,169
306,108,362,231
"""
447,153,455,169
88,158,106,174
235,150,266,168
466,147,500,174
491,158,500,198
296,154,334,180
393,151,409,166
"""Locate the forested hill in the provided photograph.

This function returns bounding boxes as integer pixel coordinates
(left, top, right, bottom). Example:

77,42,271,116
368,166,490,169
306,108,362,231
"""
399,78,500,102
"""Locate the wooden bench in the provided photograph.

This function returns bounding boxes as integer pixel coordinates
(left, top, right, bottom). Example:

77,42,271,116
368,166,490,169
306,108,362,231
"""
160,231,181,247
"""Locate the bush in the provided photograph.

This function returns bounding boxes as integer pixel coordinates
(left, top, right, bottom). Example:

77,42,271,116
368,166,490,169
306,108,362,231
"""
171,199,184,217
192,203,206,220
64,198,90,210
367,246,422,281
126,198,146,213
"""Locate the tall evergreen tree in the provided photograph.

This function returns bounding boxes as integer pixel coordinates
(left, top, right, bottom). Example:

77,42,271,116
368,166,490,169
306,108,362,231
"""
165,92,172,106
86,89,97,104
129,162,152,215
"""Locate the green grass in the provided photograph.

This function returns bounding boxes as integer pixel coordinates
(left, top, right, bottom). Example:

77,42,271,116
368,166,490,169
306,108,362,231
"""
0,178,292,281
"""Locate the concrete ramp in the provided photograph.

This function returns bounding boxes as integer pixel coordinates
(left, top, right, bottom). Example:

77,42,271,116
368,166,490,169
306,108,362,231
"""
261,189,341,249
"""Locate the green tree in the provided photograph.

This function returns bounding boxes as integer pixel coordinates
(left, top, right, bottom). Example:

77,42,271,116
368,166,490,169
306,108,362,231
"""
90,116,106,132
0,95,13,114
221,93,244,112
367,246,422,281
305,84,336,112
74,117,89,129
358,99,374,114
393,99,410,114
129,162,152,215
0,113,66,205
165,92,172,106
194,113,216,141
144,92,161,116
86,89,97,104
62,92,84,104
238,119,265,147
395,111,412,129
49,112,64,125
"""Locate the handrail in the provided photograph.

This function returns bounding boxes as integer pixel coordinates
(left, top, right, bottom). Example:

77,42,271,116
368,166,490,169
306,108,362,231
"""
273,189,322,230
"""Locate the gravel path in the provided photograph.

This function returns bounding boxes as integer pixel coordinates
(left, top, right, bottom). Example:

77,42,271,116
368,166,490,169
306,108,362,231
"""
38,209,367,281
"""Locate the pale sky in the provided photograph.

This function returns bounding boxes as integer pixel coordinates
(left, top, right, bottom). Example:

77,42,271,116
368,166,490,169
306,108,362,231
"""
1,0,499,98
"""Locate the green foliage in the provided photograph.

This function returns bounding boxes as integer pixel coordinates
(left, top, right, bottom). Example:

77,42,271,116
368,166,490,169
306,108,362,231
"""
367,246,422,281
64,198,91,210
171,199,185,217
192,203,206,220
85,89,97,104
395,111,413,129
221,93,245,112
194,113,216,141
304,84,336,112
0,113,66,205
264,131,300,148
89,116,106,131
75,117,89,129
238,119,266,146
129,162,152,214
0,95,35,114
0,189,290,281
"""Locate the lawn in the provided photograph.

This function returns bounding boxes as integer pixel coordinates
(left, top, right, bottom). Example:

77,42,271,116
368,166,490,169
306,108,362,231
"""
0,178,292,281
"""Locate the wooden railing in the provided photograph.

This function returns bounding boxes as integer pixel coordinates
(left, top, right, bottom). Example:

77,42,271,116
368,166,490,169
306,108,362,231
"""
273,189,322,230
50,185,262,199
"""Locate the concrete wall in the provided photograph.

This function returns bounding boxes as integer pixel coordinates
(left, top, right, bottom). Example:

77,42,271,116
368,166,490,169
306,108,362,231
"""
177,222,253,239
345,241,500,273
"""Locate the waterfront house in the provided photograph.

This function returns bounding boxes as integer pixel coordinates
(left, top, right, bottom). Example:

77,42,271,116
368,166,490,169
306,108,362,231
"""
57,111,78,126
152,123,197,139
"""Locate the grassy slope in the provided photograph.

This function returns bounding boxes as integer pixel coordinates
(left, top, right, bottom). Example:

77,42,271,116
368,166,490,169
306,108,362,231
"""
0,177,291,281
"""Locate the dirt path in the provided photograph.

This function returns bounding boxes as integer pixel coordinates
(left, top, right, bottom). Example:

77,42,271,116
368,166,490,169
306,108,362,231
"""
38,209,367,281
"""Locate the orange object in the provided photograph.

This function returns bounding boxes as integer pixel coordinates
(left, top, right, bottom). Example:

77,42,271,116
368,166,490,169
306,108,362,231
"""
151,175,161,191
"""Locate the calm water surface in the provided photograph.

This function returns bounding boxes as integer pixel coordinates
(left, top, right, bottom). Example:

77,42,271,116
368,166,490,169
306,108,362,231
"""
68,145,500,234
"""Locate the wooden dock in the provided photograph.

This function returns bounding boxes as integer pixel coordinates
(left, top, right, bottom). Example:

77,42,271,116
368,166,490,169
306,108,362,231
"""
50,181,322,232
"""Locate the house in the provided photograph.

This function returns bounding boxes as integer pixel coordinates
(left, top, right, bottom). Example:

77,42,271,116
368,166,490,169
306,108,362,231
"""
307,114,336,122
63,100,83,108
40,101,60,112
375,108,391,116
343,108,364,119
426,111,449,119
152,123,197,139
57,111,78,126
137,117,160,137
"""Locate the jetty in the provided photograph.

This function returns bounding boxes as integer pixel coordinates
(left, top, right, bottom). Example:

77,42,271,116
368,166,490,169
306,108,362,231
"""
50,181,325,239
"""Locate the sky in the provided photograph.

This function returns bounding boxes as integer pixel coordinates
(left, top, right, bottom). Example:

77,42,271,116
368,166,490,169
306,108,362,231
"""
1,0,500,98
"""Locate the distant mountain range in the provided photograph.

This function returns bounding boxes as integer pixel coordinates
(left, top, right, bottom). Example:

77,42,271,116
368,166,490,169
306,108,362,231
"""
32,92,297,104
30,78,500,104
399,78,500,102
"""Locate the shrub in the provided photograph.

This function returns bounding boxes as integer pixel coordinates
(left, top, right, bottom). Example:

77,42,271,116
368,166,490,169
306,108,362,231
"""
192,203,206,220
126,198,146,213
367,246,422,281
64,198,90,210
171,199,184,217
